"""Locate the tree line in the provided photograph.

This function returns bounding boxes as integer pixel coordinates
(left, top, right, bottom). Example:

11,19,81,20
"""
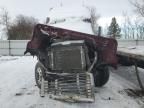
1,0,144,40
90,0,144,39
0,8,38,40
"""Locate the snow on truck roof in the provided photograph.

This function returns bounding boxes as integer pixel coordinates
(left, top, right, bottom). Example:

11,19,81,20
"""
47,5,93,34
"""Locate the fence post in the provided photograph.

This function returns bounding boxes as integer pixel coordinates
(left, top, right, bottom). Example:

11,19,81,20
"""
8,40,11,56
136,39,138,46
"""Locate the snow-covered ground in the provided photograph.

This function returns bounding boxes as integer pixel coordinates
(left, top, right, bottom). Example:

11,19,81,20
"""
0,56,144,108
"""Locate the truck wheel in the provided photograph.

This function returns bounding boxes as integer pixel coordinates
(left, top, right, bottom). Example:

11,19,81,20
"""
35,62,44,88
92,66,110,87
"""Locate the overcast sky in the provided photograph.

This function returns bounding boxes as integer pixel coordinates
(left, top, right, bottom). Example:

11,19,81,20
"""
0,0,134,22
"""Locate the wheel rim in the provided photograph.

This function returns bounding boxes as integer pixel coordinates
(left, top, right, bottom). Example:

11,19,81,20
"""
36,67,42,86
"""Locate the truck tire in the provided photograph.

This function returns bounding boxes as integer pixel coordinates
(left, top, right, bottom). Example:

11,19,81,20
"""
92,66,110,87
35,62,44,88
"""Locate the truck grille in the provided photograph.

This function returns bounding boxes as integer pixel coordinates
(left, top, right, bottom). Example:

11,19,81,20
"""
47,73,95,102
49,45,86,72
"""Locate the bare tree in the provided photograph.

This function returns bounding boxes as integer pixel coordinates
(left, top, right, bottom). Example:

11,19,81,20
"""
0,7,11,39
8,15,38,40
130,0,144,17
122,12,144,39
89,7,100,35
122,12,133,39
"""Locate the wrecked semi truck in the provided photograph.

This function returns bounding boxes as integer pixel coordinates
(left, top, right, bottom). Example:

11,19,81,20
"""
24,24,118,102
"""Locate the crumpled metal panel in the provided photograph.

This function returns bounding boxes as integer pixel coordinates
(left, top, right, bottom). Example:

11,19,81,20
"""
25,24,118,68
